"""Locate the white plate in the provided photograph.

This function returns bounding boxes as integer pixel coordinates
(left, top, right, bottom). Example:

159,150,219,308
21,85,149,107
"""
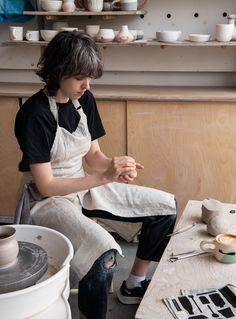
188,34,211,42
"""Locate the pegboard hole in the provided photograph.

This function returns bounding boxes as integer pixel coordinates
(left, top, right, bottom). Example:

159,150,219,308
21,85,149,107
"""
194,13,199,18
166,13,171,19
222,12,228,17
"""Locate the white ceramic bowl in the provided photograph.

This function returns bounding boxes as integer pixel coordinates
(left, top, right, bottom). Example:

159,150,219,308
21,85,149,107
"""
156,30,181,42
86,25,100,39
41,0,62,11
188,34,210,42
60,27,78,31
96,29,115,43
40,29,59,42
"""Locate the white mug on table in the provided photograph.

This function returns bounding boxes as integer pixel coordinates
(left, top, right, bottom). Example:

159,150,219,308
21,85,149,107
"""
26,30,40,42
9,26,23,41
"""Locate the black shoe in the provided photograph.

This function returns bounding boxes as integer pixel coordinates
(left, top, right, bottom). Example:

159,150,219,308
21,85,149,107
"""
117,279,151,304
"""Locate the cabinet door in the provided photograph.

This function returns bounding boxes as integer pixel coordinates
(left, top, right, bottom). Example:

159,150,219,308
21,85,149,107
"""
127,101,236,213
0,97,22,218
97,100,127,156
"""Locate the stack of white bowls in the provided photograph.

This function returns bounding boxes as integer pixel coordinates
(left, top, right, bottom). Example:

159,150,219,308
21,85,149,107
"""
38,0,76,12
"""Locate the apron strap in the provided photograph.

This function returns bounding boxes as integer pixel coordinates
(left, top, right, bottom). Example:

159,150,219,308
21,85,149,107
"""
48,96,59,122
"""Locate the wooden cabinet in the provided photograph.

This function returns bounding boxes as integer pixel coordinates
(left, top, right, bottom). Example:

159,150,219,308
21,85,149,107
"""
2,85,236,219
127,101,236,213
0,97,22,219
97,100,127,157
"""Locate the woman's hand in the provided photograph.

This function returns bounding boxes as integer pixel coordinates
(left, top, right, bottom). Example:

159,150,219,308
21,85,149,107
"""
103,156,144,183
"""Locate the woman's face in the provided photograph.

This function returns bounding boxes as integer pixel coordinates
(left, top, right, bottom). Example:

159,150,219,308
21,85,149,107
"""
57,76,91,101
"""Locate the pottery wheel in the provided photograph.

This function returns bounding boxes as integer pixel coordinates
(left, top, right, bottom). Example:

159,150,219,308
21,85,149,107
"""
0,241,48,294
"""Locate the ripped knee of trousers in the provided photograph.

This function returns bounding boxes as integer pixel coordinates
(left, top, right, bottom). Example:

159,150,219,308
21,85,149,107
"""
102,249,117,270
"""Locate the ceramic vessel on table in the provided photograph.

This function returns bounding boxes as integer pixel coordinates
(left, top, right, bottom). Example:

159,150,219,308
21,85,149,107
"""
40,30,59,41
86,0,103,12
41,0,62,11
62,2,76,12
9,26,23,41
227,14,236,41
86,25,100,39
188,34,210,42
0,226,19,269
96,29,115,43
0,225,73,319
136,29,144,40
116,25,134,43
53,21,69,30
26,30,40,42
156,30,181,42
215,23,234,42
60,27,78,31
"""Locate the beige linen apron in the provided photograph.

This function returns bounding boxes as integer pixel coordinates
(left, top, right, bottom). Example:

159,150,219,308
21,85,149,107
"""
18,95,176,280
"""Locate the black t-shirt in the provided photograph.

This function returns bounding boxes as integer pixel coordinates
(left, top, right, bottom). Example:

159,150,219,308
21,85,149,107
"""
15,89,106,172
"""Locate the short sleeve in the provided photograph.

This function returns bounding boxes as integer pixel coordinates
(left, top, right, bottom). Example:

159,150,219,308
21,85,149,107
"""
79,90,106,140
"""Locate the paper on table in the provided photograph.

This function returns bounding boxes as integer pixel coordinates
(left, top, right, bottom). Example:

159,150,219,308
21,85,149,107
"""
163,284,236,319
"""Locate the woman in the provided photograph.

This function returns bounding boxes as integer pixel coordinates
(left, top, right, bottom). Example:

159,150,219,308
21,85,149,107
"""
15,31,177,319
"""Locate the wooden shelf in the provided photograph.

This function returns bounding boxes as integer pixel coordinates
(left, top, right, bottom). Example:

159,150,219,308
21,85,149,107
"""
1,83,236,102
2,39,236,48
23,10,147,17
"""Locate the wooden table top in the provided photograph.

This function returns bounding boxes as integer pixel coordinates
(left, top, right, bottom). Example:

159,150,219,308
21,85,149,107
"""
135,200,236,319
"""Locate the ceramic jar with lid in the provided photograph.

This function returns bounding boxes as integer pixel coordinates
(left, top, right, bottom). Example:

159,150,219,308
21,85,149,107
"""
116,25,134,43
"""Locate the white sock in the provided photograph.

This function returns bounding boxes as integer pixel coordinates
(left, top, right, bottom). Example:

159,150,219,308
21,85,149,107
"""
125,274,146,289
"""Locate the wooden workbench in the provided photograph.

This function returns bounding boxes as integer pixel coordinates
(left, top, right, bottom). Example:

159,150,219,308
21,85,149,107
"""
135,200,236,319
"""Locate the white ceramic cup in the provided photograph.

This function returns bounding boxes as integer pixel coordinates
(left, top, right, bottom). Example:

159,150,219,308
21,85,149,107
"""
26,30,40,42
86,25,100,38
9,26,23,41
215,24,234,42
200,233,236,264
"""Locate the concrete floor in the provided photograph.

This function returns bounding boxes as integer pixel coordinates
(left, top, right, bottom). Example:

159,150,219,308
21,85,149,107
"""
69,233,157,319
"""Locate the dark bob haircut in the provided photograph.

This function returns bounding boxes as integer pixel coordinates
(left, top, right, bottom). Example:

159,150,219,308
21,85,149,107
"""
36,31,103,96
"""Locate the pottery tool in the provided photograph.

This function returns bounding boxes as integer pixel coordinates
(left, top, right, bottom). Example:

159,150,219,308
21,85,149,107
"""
168,250,208,262
167,223,196,237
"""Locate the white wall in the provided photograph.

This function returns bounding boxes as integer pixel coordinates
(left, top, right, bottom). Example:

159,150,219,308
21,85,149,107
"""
0,0,236,86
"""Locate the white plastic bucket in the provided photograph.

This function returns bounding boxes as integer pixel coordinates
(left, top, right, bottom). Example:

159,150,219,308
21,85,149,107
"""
0,224,74,319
